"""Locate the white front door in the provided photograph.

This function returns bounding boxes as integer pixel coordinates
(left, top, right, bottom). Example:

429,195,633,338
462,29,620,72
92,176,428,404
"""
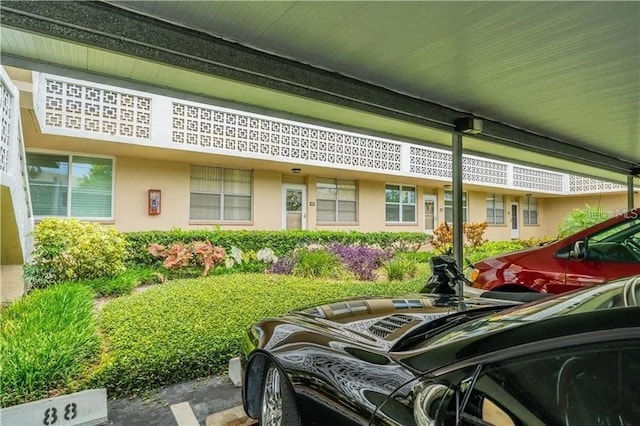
510,202,520,239
282,184,307,230
424,195,438,233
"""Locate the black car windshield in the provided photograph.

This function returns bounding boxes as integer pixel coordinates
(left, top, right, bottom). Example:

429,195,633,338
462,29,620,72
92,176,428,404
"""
412,278,634,352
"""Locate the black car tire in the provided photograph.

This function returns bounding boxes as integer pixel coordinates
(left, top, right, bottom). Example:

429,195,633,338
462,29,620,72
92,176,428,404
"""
260,361,301,426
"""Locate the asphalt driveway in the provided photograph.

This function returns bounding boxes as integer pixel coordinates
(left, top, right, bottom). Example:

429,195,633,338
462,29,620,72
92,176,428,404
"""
107,374,241,426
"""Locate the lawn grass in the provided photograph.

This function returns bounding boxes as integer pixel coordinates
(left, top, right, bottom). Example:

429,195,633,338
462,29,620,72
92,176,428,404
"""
0,283,99,407
76,267,165,297
91,273,425,396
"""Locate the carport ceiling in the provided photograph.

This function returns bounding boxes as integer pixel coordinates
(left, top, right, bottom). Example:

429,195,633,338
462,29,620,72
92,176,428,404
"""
1,1,639,184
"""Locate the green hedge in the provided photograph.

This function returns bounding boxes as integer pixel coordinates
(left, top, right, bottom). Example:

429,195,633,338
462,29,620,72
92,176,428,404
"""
466,240,530,264
90,273,425,396
124,230,430,267
0,284,100,407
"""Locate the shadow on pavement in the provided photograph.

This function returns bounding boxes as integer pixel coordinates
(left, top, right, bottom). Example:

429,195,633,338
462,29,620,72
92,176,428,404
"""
107,374,242,426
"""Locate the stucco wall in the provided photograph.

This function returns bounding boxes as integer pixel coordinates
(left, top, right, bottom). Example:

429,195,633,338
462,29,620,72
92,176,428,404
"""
115,157,285,232
543,193,640,236
115,157,189,232
27,149,637,240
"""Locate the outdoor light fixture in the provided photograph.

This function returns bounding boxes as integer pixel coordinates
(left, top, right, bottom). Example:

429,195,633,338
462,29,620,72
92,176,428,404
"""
455,117,483,135
444,184,452,189
291,168,301,174
525,193,532,198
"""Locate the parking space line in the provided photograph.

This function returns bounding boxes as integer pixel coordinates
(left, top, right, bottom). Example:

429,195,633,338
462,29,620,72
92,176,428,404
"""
170,401,200,426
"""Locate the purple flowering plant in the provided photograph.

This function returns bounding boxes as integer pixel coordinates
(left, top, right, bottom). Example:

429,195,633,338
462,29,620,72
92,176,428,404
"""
328,243,394,281
269,256,297,275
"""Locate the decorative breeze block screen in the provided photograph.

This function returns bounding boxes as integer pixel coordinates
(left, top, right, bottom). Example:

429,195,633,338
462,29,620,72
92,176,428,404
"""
1,80,11,173
569,176,626,193
410,146,452,178
171,103,402,171
410,146,509,185
513,166,564,192
43,78,151,139
462,157,508,185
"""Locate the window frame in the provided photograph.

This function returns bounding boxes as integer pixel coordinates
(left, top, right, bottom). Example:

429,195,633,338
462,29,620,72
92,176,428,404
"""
26,150,115,220
444,190,468,223
486,193,505,225
523,196,538,225
385,184,417,224
189,164,253,222
316,177,358,224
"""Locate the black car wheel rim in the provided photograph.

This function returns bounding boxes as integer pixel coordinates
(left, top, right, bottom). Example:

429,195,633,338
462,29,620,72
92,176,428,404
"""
261,366,283,425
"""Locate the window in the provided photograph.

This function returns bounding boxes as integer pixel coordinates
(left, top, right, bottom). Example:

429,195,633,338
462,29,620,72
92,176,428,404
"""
385,185,416,223
486,194,505,224
190,165,252,221
26,153,113,219
523,196,538,225
317,178,357,222
418,341,640,426
444,190,468,223
458,342,640,426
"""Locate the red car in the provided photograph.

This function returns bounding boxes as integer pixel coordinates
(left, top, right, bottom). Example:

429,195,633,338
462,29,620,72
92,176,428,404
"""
471,208,640,294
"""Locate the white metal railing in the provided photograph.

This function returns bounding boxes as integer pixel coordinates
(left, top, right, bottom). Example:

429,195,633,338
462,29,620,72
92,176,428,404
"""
1,67,34,263
33,72,632,196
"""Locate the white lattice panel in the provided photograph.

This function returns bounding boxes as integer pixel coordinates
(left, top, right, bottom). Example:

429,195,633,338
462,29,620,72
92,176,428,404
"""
513,166,564,192
0,80,11,173
409,146,452,178
569,175,626,193
462,157,509,185
409,147,509,185
42,78,151,140
171,103,402,171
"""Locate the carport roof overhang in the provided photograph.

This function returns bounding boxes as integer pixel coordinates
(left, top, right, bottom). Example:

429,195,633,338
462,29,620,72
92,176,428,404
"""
1,1,639,185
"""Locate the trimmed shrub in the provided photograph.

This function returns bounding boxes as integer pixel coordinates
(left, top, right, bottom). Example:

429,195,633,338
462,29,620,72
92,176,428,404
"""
466,240,529,263
0,283,99,406
89,274,425,396
26,218,126,288
124,230,430,267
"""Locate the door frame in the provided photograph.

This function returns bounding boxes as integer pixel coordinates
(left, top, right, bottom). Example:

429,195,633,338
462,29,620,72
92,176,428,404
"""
282,184,307,230
423,194,438,233
510,202,520,239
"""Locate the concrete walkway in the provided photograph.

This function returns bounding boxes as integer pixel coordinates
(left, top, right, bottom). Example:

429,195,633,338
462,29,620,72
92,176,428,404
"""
107,374,244,426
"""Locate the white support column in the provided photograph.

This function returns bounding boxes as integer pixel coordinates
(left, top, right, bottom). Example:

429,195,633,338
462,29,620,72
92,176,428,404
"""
151,95,175,149
506,163,514,189
400,143,412,175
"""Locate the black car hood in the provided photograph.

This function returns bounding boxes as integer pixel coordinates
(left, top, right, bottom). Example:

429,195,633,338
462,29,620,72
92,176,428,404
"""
260,293,517,351
245,294,519,421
